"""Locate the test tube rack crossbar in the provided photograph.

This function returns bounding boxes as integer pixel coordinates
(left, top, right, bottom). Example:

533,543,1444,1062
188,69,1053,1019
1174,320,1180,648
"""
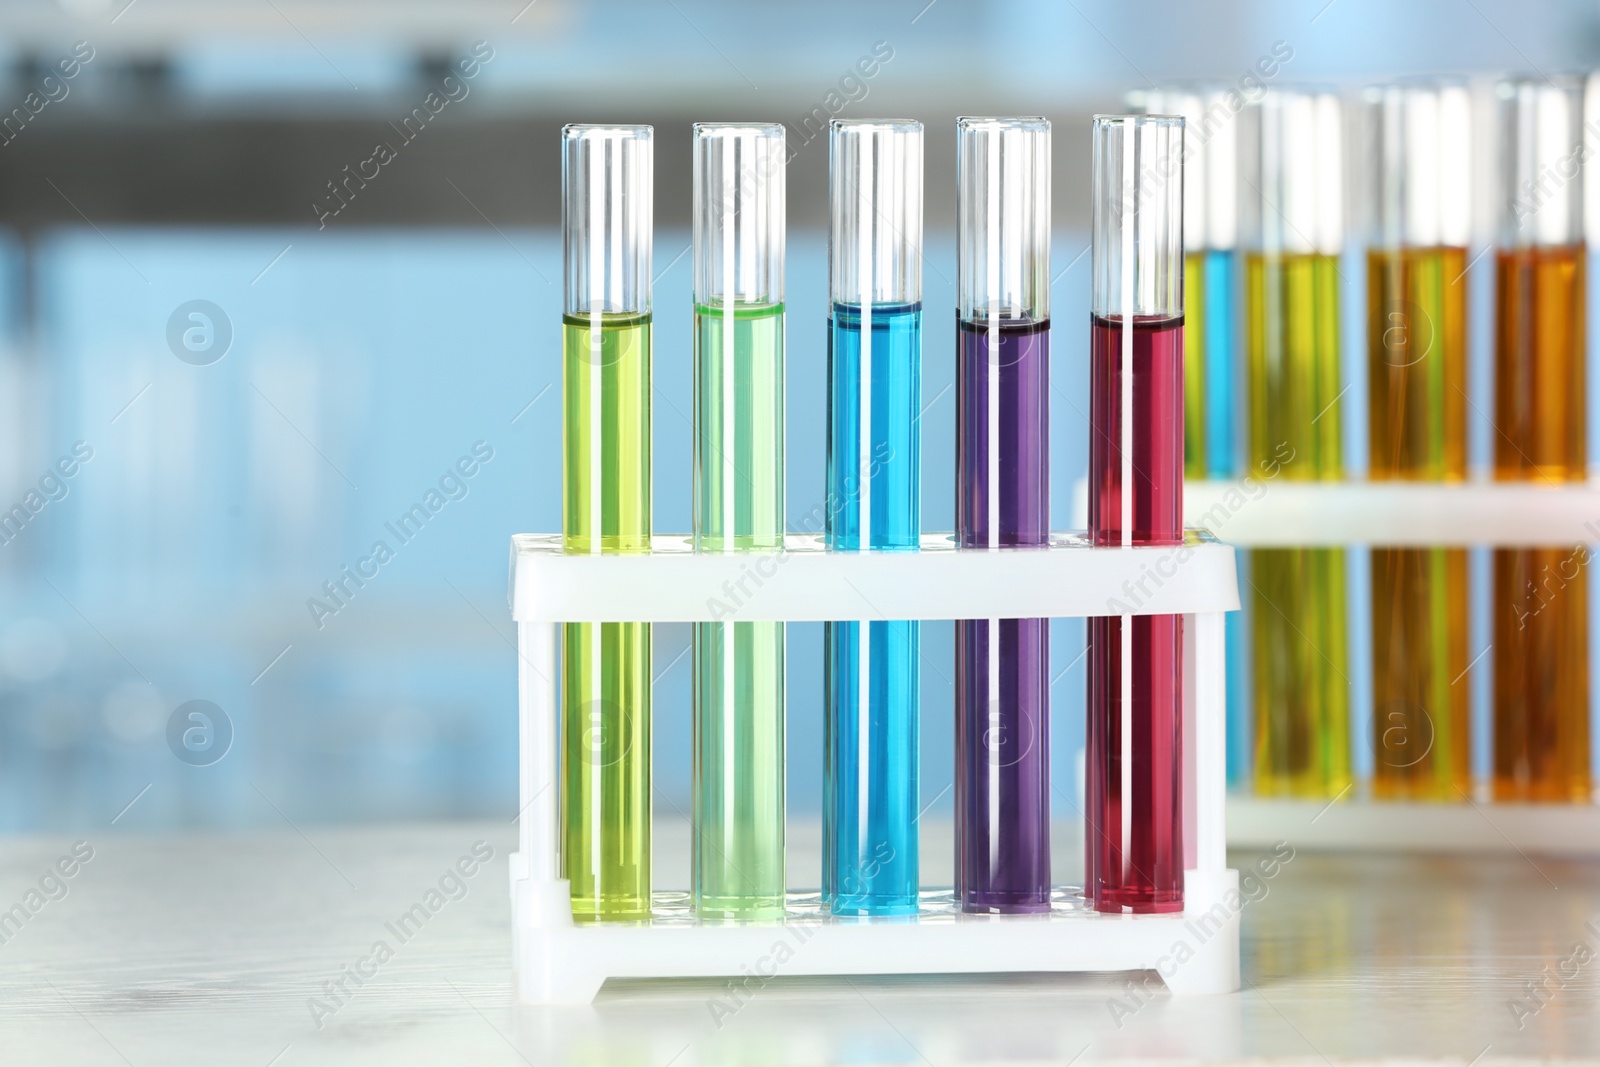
509,532,1242,1003
1182,479,1600,546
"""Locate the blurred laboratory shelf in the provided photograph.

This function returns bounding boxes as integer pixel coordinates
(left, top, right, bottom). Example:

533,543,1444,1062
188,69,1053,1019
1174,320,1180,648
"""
1,819,1598,1065
1229,797,1600,856
1183,480,1600,546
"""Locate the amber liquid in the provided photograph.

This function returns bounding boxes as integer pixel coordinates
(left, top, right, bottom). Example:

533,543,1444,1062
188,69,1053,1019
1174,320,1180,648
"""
1366,247,1472,801
1492,244,1591,803
1244,252,1351,797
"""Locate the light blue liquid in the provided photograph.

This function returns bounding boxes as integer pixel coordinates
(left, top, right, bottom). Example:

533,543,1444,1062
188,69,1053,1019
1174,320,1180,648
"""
1205,249,1250,785
824,300,921,916
825,302,921,550
1226,596,1250,786
1203,249,1238,479
825,618,920,914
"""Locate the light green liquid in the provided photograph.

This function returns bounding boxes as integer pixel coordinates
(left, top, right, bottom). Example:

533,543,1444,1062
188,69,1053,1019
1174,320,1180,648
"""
562,311,651,923
692,301,785,920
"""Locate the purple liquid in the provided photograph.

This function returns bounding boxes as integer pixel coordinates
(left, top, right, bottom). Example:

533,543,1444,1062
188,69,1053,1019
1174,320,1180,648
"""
1086,313,1185,914
954,316,1051,913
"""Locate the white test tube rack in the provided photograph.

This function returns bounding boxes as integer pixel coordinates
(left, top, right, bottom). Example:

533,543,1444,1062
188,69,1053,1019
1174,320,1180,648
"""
508,531,1242,1004
1185,479,1600,851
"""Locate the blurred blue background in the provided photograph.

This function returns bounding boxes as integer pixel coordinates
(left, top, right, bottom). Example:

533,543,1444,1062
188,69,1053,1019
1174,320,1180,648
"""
2,0,1599,833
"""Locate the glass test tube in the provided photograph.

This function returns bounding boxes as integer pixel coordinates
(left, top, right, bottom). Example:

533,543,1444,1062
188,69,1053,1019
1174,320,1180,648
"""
1086,115,1186,914
1362,82,1473,800
560,124,653,922
691,123,788,918
1239,89,1351,799
953,117,1051,913
824,119,923,916
1491,77,1590,802
1138,87,1241,479
1140,85,1249,788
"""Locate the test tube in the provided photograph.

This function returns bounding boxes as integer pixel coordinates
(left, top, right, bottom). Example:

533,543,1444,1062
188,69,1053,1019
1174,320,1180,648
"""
560,124,653,922
1239,89,1351,799
954,117,1051,913
1137,85,1249,788
1086,114,1185,914
1136,87,1240,479
1491,77,1590,802
1362,82,1473,800
824,119,922,917
691,123,788,918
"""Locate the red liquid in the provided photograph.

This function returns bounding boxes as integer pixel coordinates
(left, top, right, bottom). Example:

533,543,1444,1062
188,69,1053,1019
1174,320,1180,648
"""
1086,314,1185,914
1088,315,1184,547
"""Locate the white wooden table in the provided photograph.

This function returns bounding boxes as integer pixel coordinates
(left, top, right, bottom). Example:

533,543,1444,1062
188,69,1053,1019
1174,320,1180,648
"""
1,820,1596,1065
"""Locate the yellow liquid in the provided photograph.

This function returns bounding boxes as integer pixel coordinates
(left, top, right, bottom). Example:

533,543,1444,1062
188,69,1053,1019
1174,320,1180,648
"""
561,311,652,921
1366,247,1471,801
1244,252,1351,797
1492,245,1591,802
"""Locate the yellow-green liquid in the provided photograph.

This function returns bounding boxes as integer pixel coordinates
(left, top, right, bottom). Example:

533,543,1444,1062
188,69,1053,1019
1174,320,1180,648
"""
693,301,786,920
1245,252,1351,798
561,311,652,922
1184,253,1209,479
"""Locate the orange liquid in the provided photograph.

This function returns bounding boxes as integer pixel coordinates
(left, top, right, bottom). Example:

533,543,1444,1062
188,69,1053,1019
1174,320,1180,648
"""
1492,244,1590,802
1366,247,1472,801
1367,247,1469,481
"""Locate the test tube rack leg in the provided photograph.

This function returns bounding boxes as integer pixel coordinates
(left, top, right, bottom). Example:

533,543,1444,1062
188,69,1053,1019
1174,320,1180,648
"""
508,533,1242,1004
